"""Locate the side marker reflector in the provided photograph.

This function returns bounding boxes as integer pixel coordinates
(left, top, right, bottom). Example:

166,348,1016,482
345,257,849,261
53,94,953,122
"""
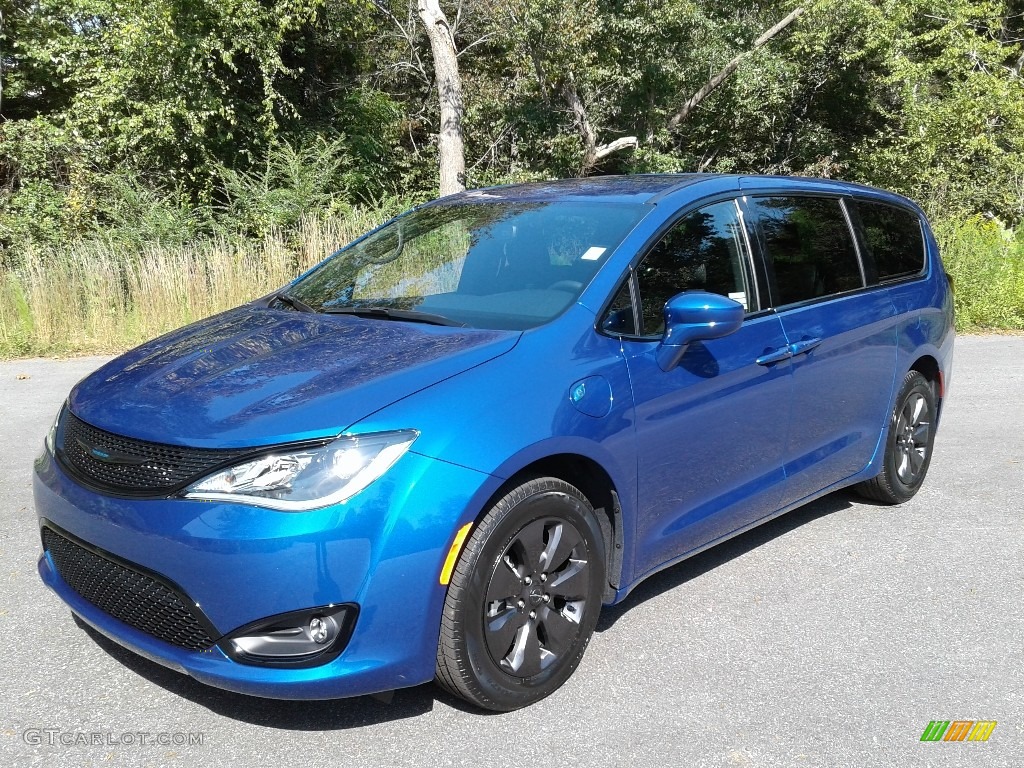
439,523,473,585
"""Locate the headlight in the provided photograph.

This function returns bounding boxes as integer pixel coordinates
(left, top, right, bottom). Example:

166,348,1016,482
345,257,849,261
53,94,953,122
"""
182,430,417,511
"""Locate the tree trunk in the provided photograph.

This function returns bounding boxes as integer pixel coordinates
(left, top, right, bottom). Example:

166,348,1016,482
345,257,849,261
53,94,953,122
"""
0,10,5,118
417,0,466,196
668,6,805,130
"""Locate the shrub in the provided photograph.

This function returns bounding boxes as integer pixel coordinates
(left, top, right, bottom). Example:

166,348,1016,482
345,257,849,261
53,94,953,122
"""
935,216,1024,330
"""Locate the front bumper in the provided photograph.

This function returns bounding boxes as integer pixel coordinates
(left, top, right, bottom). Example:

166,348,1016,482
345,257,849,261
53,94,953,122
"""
34,447,494,700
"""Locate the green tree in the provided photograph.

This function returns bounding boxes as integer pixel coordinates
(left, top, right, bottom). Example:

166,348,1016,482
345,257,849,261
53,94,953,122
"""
851,0,1024,218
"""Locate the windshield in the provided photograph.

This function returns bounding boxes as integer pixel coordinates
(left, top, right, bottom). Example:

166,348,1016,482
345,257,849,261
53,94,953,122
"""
282,201,647,330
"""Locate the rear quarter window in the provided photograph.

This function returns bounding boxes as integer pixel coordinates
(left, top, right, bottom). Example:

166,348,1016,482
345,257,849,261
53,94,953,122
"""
851,200,926,282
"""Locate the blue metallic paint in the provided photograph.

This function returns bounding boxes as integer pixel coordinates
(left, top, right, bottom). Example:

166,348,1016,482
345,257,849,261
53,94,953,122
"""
655,292,746,371
69,307,519,447
35,442,493,698
34,174,954,702
775,289,899,502
624,311,793,579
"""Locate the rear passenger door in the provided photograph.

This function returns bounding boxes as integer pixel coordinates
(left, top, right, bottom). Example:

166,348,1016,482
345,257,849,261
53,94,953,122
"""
744,195,899,502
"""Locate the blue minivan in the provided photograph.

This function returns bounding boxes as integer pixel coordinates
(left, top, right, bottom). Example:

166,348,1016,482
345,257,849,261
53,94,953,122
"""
34,174,954,711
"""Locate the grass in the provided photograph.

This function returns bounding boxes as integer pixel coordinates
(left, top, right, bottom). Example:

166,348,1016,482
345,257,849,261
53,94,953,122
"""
1,212,1022,359
0,210,385,358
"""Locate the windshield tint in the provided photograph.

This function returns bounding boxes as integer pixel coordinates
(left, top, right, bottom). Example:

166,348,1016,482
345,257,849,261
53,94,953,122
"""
284,201,647,330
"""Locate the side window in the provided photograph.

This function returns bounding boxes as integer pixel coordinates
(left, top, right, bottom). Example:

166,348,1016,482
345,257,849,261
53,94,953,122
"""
852,201,925,282
635,201,753,337
601,280,637,335
749,196,863,306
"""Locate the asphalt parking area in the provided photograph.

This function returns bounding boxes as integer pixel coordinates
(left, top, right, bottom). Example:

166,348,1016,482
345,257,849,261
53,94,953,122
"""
2,335,1021,767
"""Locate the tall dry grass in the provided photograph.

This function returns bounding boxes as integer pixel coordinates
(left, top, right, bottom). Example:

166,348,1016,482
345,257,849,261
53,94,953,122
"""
2,209,1022,359
0,210,385,358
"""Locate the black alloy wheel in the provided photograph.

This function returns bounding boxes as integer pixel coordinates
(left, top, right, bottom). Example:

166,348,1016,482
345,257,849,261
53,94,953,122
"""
435,477,606,711
857,370,937,504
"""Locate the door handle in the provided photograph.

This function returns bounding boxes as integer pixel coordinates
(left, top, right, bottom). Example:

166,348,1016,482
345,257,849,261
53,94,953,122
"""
788,337,823,357
756,346,793,366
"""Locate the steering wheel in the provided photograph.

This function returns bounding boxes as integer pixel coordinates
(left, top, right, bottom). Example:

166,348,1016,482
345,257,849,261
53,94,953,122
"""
548,280,584,293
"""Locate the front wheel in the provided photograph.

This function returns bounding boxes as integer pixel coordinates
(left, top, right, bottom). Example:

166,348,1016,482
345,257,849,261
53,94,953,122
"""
435,477,606,711
856,370,937,504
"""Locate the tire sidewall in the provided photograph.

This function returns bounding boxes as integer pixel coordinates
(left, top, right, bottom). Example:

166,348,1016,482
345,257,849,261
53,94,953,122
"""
458,485,606,708
884,373,937,501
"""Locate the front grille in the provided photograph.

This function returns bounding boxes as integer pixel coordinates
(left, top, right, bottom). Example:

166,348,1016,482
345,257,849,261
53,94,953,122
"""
57,410,251,495
43,526,217,650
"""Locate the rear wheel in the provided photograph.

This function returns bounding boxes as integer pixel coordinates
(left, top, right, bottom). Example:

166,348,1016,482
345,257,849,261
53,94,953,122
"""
435,477,605,711
857,370,937,504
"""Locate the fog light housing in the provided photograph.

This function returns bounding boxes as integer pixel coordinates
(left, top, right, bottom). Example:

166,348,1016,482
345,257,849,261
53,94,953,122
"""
221,604,358,668
308,616,330,644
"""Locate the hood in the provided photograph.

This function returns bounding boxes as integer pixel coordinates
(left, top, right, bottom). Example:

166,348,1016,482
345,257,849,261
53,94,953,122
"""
69,306,519,448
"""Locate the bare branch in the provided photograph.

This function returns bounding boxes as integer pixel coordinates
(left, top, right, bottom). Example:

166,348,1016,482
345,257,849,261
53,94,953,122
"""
457,32,496,58
370,0,410,34
668,6,805,131
594,136,639,161
562,76,637,175
697,150,718,172
368,2,433,87
467,123,514,172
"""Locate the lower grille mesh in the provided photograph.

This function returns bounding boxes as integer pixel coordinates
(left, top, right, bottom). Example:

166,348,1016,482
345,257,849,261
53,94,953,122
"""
43,527,216,650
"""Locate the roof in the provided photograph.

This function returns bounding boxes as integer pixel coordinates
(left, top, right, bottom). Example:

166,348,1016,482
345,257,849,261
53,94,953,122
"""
425,173,919,211
439,174,717,205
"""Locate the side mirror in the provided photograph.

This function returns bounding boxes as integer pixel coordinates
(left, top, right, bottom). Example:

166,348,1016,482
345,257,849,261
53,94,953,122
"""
656,291,744,371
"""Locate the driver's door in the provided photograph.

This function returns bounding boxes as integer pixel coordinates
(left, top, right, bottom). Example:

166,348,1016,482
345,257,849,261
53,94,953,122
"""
609,200,794,580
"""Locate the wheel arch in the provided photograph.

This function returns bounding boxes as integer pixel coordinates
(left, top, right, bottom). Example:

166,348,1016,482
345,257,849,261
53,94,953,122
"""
472,453,625,602
909,353,945,418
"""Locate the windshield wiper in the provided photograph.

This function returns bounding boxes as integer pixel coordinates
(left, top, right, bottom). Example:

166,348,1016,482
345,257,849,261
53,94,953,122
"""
322,306,468,327
274,291,316,313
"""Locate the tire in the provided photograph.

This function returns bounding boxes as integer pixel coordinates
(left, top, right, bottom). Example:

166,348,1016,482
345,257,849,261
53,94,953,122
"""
856,370,937,505
435,477,606,711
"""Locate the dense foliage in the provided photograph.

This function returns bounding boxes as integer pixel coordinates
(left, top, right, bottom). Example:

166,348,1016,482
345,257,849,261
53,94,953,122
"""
0,0,1023,352
3,1,1023,248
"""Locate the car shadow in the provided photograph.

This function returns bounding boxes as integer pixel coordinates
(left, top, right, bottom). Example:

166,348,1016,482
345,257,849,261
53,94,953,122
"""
596,489,859,631
73,488,862,726
72,618,482,727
